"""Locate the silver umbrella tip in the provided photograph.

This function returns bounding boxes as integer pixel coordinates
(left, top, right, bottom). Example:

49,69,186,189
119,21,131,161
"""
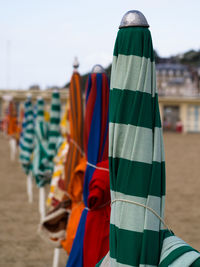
119,10,149,29
73,57,79,70
91,64,105,73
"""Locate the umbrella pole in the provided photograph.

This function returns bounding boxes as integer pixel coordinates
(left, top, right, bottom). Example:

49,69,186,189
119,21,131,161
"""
52,248,60,267
27,172,33,203
9,137,16,162
39,187,45,221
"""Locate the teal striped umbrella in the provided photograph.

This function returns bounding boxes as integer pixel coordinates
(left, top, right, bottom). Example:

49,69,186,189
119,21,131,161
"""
19,97,34,175
47,91,61,173
32,98,50,187
98,10,200,267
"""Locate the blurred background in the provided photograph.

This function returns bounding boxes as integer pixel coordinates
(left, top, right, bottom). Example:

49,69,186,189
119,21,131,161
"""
0,1,200,267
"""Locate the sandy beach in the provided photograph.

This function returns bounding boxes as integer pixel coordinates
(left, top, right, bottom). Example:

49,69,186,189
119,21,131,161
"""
0,132,200,266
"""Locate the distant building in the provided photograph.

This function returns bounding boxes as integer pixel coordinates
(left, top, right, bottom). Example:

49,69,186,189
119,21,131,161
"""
157,63,200,133
156,63,198,97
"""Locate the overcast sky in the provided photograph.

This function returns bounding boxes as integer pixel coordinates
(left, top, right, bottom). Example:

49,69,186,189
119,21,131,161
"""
0,0,200,90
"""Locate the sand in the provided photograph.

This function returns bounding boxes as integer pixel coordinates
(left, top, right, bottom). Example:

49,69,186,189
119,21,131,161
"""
0,135,68,267
164,133,200,251
0,132,200,266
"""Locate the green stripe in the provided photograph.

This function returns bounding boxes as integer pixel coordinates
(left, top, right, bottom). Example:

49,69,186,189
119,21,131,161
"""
52,92,60,98
159,246,198,267
20,144,33,153
37,110,44,116
26,129,34,134
113,27,154,61
191,258,200,267
49,131,60,137
23,137,33,144
20,155,30,161
110,89,161,128
110,224,163,266
109,158,165,197
48,143,56,150
111,55,156,96
26,111,33,116
51,104,60,111
50,118,60,124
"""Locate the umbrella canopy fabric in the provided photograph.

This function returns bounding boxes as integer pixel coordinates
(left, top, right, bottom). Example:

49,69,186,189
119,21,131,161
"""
47,91,61,173
97,25,200,267
83,160,110,267
108,26,166,266
16,105,24,143
158,235,200,266
59,71,84,252
47,96,70,207
42,71,84,249
32,98,50,187
66,72,109,267
7,101,18,137
61,158,86,254
62,71,84,193
19,98,34,175
46,140,69,207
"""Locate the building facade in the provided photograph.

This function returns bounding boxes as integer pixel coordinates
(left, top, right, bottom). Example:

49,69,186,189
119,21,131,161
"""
157,63,200,133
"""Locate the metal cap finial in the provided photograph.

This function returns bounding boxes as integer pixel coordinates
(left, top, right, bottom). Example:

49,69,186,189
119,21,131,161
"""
119,10,149,29
73,57,79,71
91,64,105,73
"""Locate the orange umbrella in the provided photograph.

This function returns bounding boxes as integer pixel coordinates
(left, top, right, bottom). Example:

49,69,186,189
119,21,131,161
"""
60,59,85,253
7,100,18,137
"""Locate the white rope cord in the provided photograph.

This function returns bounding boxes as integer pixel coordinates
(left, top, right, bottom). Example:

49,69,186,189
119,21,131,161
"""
112,198,171,231
87,161,109,172
70,138,85,156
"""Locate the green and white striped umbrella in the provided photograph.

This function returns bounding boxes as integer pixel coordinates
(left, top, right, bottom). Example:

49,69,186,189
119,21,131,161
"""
98,17,200,267
32,98,50,187
47,91,61,173
19,97,34,175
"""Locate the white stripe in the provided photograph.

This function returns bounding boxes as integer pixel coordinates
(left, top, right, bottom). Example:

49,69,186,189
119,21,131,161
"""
109,256,156,267
111,55,157,96
160,236,189,263
110,191,165,232
50,110,60,119
169,251,200,267
48,136,59,144
26,115,34,121
109,123,164,164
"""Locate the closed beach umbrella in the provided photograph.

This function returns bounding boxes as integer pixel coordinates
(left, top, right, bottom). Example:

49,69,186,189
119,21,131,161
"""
47,90,61,173
7,100,17,137
7,100,18,161
83,160,110,267
16,104,24,144
32,97,49,187
19,97,34,175
66,64,109,267
47,93,70,207
19,97,34,203
41,61,84,262
60,60,85,253
62,58,84,194
98,10,200,267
